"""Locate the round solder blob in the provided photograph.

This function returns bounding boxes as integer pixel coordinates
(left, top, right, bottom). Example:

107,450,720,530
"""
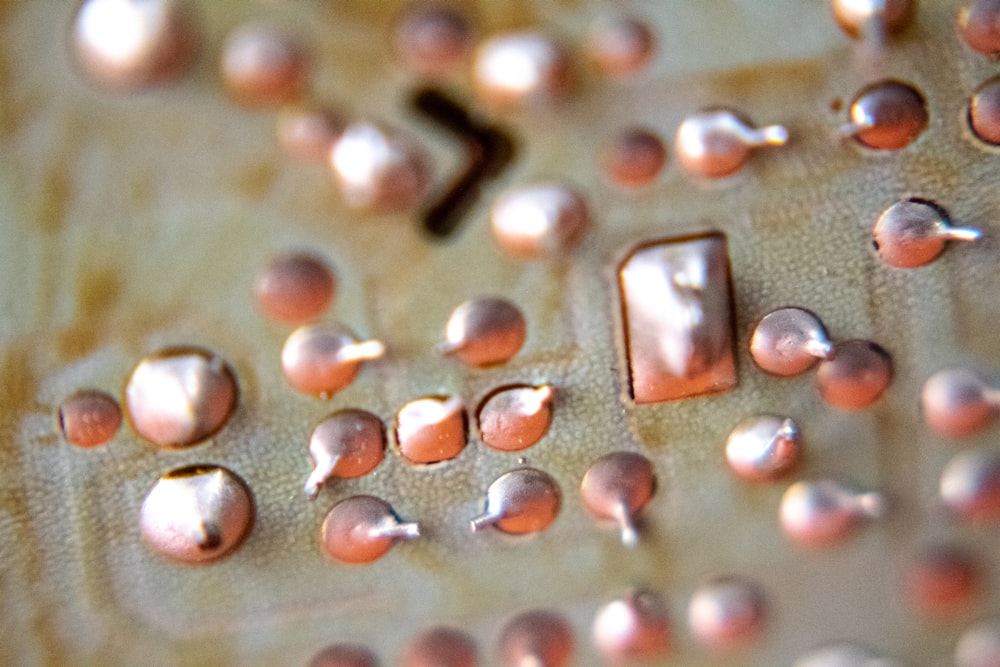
277,104,344,162
490,183,590,259
959,0,1000,57
592,589,671,662
816,340,893,410
477,384,553,452
601,127,667,187
140,465,255,565
330,122,431,212
471,468,561,535
580,452,656,547
725,415,802,482
309,643,379,667
255,251,336,324
940,450,1000,523
750,307,834,377
403,627,478,667
70,0,198,91
472,31,571,108
281,323,384,398
780,480,885,548
220,23,308,107
587,15,656,78
305,409,386,500
125,346,239,448
922,369,1000,439
396,395,467,464
441,297,526,368
58,389,122,448
831,0,914,39
906,544,980,616
320,495,420,564
675,109,788,179
843,80,928,150
393,4,471,78
969,76,1000,145
498,609,574,667
873,199,981,268
688,576,767,650
956,619,1000,667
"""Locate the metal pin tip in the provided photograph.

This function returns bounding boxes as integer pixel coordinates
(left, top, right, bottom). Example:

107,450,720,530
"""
753,124,789,146
470,510,501,532
942,226,983,242
338,339,386,363
806,338,836,361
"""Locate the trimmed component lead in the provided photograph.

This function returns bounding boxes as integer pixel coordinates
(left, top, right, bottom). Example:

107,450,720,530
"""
922,368,1000,439
940,450,1000,523
841,80,928,150
675,110,788,179
320,495,419,564
396,395,467,464
873,199,981,268
725,415,802,482
477,384,554,452
305,409,386,500
618,233,737,403
471,468,561,535
281,323,384,398
688,576,768,650
780,480,885,548
580,452,656,546
592,589,671,661
750,307,834,377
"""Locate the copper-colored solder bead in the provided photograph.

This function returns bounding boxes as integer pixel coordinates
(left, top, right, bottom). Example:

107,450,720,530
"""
320,495,420,564
395,395,466,464
255,251,336,324
309,643,379,667
393,4,471,78
477,384,554,453
969,76,1000,145
906,544,980,616
816,340,893,410
281,323,384,398
403,627,478,667
842,80,928,150
305,409,385,500
780,479,885,548
58,389,122,448
940,450,1000,523
70,0,198,91
472,31,571,108
580,452,656,547
490,183,590,259
592,589,671,662
794,643,894,667
471,468,561,535
922,369,1000,439
277,105,345,162
588,15,655,79
956,619,1000,667
329,122,431,213
125,346,239,448
831,0,914,39
140,465,255,565
441,297,526,368
959,0,1000,57
688,576,767,650
498,609,574,667
873,199,981,268
725,415,801,482
220,23,308,107
750,307,834,377
675,109,788,179
601,127,667,187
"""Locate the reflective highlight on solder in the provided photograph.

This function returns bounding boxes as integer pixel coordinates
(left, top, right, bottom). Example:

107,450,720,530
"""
440,297,526,368
842,80,928,150
281,323,384,398
477,384,554,453
969,75,1000,145
873,199,980,268
687,575,767,650
277,104,345,162
329,122,431,212
831,0,914,40
320,495,419,564
587,15,656,79
220,23,308,107
472,31,571,108
940,449,1000,523
580,452,656,546
725,415,801,482
395,395,466,464
592,589,671,662
675,109,788,179
470,468,561,535
490,183,590,259
305,409,386,500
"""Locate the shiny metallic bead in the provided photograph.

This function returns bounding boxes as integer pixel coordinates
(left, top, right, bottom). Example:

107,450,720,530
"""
956,619,1000,667
959,0,1000,57
329,122,431,212
140,465,255,565
940,449,1000,523
470,468,561,535
403,627,478,667
592,589,671,661
392,4,471,78
477,384,554,453
618,233,737,403
841,80,928,150
58,389,122,448
580,452,656,547
489,183,589,259
498,609,574,667
320,495,419,564
125,346,239,448
280,323,384,398
277,104,345,162
816,340,893,410
309,643,379,667
587,15,655,79
906,544,980,616
780,479,885,548
725,415,801,482
688,576,767,650
220,23,308,107
440,297,526,368
873,199,981,268
831,0,914,39
794,643,897,667
305,409,386,500
70,0,198,91
600,127,667,188
254,251,336,324
675,109,788,179
472,31,571,108
922,369,1000,439
750,307,834,377
969,75,1000,145
395,395,467,464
